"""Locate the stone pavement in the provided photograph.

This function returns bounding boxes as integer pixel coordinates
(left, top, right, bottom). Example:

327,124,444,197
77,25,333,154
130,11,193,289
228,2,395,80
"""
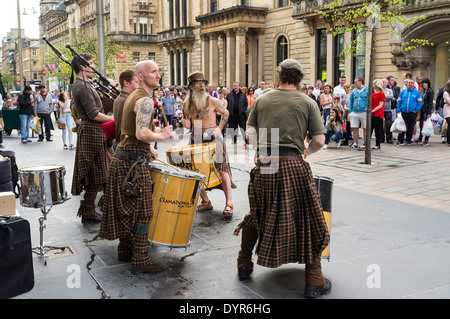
2,126,450,301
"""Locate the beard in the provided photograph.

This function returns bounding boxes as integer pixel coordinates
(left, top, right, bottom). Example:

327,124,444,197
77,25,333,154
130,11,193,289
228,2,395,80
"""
190,89,209,112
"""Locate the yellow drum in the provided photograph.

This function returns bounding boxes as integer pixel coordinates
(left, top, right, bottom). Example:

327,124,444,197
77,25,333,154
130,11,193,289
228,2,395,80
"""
314,176,333,261
166,143,221,190
148,160,205,249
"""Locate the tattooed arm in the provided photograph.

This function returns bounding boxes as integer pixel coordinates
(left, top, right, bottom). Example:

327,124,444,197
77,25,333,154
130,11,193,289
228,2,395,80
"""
135,97,172,143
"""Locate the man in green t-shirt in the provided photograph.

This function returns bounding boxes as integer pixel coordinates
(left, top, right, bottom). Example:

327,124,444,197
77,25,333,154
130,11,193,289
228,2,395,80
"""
234,59,331,298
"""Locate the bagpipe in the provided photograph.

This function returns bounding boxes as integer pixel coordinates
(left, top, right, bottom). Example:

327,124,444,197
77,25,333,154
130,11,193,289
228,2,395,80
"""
42,37,119,101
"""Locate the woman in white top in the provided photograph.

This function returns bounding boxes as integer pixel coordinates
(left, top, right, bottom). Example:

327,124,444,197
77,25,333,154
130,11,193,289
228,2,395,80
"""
57,92,74,150
320,84,334,124
173,88,182,106
217,89,228,133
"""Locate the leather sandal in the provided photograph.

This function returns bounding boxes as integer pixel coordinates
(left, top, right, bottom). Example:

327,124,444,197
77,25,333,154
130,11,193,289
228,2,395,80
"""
223,204,233,220
197,200,213,212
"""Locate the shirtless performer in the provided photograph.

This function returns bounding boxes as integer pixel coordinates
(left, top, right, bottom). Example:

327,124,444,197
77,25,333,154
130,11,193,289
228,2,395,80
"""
181,71,235,220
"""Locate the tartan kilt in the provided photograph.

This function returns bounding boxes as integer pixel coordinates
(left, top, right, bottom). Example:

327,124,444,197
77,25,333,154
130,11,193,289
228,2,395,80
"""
99,145,153,240
243,157,329,267
71,119,112,195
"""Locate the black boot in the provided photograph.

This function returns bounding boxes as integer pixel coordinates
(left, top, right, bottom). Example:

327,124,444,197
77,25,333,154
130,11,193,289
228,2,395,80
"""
304,279,332,298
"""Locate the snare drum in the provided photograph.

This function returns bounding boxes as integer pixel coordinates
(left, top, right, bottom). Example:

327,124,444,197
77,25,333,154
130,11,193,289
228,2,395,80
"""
148,160,205,249
166,143,221,190
314,176,333,261
18,165,68,208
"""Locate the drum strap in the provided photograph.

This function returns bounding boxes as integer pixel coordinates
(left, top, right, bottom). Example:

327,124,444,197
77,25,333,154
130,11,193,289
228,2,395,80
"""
115,148,147,197
114,148,145,163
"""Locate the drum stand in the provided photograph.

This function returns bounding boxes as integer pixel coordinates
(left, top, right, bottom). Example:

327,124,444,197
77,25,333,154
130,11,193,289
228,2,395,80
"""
32,197,65,265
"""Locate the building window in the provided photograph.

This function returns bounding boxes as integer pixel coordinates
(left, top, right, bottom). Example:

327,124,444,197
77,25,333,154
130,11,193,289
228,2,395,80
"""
334,32,345,87
148,52,156,62
211,0,217,12
176,50,181,85
353,27,366,81
276,35,289,66
139,17,148,35
169,0,174,29
132,52,140,62
241,0,250,5
182,0,187,27
175,0,180,28
170,51,175,84
278,0,290,7
183,49,188,86
317,29,327,82
32,49,37,57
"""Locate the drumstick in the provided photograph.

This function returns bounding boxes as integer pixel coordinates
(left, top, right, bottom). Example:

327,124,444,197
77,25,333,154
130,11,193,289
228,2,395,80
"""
159,105,169,127
154,158,180,171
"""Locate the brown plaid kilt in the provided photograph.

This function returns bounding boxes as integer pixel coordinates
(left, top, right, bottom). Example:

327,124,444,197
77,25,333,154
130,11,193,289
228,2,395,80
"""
241,157,329,267
190,128,236,190
99,145,153,240
71,119,112,195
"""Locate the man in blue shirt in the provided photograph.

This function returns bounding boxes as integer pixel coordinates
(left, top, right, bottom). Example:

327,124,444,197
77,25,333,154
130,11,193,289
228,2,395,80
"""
161,88,177,131
348,77,368,149
396,79,422,146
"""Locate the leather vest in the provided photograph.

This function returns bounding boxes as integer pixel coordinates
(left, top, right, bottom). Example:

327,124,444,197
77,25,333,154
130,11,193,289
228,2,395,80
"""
119,88,153,147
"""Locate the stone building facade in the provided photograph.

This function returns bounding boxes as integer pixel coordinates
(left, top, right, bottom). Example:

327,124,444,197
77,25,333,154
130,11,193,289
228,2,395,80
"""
291,0,450,90
37,0,450,90
1,28,39,90
40,0,163,82
158,0,450,90
157,0,295,88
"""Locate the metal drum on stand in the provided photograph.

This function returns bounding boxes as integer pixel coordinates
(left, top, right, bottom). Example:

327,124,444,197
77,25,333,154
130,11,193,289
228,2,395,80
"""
18,165,68,208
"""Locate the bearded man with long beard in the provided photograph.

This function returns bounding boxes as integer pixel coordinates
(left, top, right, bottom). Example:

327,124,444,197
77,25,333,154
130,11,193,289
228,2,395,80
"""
181,71,236,220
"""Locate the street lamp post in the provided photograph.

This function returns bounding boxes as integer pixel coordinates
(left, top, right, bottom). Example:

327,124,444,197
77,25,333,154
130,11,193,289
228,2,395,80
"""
16,0,38,92
17,0,24,92
96,0,106,75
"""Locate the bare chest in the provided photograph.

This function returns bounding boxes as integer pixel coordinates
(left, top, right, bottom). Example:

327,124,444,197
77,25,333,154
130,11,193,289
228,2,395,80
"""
190,105,217,128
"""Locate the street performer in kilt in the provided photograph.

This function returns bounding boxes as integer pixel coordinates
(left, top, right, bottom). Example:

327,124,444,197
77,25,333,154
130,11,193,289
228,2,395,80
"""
234,59,332,298
100,60,172,272
181,71,236,220
71,54,114,224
